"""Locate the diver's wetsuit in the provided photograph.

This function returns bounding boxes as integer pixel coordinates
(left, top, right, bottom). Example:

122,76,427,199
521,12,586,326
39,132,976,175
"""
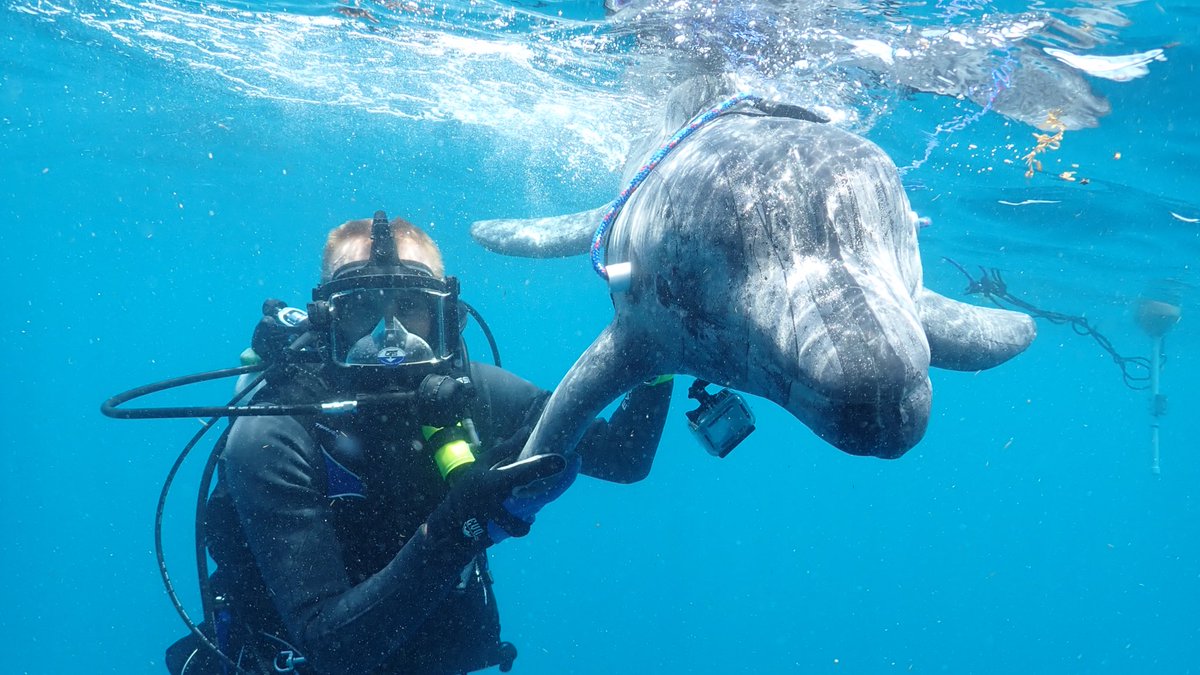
203,362,670,675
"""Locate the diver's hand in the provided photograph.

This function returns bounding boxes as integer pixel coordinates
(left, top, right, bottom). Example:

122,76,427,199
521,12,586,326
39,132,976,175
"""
426,454,568,550
492,450,582,544
250,299,309,362
479,425,534,469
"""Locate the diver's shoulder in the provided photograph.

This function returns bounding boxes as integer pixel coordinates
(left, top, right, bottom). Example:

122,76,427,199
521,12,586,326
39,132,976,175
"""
469,361,539,391
469,360,507,381
225,414,318,466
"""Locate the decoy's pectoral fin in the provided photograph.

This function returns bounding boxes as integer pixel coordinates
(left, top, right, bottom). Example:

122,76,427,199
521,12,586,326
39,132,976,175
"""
916,287,1037,371
519,323,657,460
470,204,609,258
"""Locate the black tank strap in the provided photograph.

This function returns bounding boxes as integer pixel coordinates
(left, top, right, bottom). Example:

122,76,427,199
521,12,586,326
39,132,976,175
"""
751,99,830,124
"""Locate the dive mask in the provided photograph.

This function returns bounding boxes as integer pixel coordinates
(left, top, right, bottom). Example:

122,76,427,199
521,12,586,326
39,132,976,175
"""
309,211,461,372
323,279,452,368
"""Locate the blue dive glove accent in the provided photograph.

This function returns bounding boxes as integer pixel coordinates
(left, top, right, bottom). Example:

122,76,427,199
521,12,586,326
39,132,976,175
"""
426,453,568,551
486,452,582,544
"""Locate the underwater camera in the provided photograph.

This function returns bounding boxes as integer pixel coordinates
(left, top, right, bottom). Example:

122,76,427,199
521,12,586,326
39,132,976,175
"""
685,380,756,458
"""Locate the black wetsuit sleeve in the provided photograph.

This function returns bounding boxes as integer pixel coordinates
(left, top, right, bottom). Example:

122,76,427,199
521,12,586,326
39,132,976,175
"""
469,363,549,449
574,379,673,483
472,363,672,484
221,415,480,675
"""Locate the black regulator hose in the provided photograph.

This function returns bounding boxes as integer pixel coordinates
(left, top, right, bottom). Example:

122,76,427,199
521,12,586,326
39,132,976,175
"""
101,364,415,420
461,300,502,368
101,364,271,419
154,372,267,675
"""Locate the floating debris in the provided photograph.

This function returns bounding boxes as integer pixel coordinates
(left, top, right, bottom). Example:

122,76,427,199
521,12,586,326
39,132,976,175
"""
997,199,1061,206
1022,111,1066,179
1043,47,1166,82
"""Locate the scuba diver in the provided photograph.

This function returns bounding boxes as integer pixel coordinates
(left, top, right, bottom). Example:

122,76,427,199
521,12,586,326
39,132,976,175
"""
138,212,673,674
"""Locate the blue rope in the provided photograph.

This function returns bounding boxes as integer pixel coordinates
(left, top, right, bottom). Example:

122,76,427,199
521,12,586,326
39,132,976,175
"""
905,51,1015,173
591,92,761,280
903,0,1018,173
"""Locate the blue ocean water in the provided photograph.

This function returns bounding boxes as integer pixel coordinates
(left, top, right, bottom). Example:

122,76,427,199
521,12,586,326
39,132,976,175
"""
3,0,1198,673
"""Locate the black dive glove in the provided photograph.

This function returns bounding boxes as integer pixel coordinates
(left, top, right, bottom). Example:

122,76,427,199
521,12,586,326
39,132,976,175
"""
478,424,533,469
426,453,569,550
250,299,309,363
